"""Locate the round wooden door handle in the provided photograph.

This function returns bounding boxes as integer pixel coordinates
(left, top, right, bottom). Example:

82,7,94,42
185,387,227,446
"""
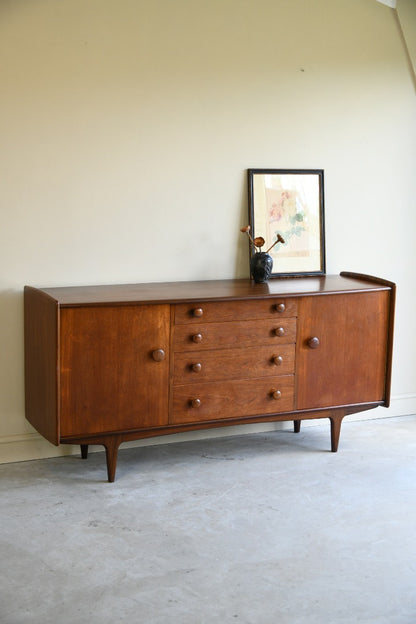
272,355,283,366
308,336,320,349
271,390,282,400
274,327,285,337
192,333,203,343
152,348,166,362
193,308,204,317
192,362,202,373
275,303,286,313
191,398,201,408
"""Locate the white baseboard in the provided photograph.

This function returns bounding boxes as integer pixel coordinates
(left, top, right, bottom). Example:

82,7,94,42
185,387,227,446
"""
1,394,415,465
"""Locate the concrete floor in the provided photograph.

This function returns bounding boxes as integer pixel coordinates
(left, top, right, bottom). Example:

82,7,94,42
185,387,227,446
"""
1,415,416,624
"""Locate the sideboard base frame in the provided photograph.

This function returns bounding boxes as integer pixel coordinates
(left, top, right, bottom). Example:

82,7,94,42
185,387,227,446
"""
61,404,379,482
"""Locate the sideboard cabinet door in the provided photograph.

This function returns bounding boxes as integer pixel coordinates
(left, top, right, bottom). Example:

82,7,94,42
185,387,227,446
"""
59,304,170,437
296,291,390,410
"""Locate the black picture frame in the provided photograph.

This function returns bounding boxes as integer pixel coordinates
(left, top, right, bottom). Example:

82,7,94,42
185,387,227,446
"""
247,168,326,278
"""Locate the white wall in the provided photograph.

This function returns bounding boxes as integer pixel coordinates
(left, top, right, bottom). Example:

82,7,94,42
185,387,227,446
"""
1,0,415,463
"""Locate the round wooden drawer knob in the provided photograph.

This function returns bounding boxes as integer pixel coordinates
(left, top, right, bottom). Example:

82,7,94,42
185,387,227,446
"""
308,336,320,349
191,398,201,408
192,333,203,343
272,390,282,400
192,363,202,373
274,327,285,337
272,355,283,366
193,308,204,318
275,303,286,313
152,348,165,362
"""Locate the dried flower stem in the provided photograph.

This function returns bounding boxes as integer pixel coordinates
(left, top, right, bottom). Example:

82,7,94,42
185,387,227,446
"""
240,225,256,247
265,234,285,254
241,225,285,254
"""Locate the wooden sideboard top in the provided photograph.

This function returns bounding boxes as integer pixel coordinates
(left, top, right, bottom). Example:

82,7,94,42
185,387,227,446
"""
25,273,394,307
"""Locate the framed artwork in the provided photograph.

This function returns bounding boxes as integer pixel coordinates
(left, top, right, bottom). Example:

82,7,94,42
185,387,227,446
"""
248,169,326,278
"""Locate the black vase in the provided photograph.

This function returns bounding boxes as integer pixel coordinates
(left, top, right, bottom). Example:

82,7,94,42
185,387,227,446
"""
250,252,273,283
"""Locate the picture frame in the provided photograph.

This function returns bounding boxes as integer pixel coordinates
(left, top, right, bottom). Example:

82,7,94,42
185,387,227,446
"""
247,169,326,278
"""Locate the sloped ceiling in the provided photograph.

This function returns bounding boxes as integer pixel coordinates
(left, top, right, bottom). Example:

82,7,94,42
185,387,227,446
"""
376,0,415,84
397,0,416,81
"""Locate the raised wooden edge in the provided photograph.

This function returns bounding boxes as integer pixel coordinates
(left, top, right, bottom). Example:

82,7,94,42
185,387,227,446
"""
339,271,395,289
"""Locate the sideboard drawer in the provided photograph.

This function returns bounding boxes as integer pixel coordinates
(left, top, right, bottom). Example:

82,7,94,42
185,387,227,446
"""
173,344,295,383
173,317,297,351
171,376,295,424
174,298,297,324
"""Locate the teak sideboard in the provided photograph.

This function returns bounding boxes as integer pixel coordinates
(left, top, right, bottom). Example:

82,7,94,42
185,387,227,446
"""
24,272,395,482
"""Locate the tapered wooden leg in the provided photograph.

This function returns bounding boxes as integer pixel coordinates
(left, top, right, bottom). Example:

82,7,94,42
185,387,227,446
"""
329,413,345,452
103,436,121,482
80,444,89,459
294,420,301,433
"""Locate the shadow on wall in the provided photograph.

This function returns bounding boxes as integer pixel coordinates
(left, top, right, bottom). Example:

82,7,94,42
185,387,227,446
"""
236,170,251,279
0,289,27,436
